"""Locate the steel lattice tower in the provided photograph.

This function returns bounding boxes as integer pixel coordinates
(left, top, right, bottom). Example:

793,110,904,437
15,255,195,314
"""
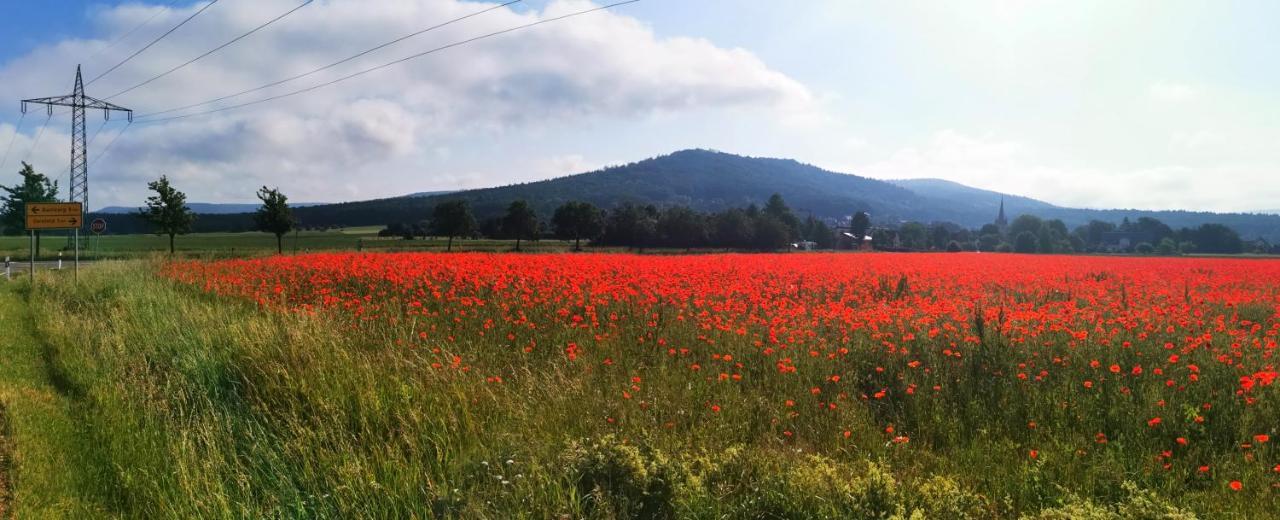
21,65,132,214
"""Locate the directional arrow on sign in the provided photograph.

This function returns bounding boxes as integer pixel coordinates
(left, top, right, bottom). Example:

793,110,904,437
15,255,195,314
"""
26,215,82,230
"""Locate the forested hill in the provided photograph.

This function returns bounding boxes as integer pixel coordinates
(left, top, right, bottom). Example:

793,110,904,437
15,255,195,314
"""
93,149,952,233
289,149,953,227
90,149,1280,241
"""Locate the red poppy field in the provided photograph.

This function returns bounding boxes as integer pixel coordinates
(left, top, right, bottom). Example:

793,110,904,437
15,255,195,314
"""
19,252,1278,517
150,252,1280,516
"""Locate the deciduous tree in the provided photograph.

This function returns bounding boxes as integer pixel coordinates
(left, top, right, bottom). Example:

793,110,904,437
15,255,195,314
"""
0,162,60,253
552,201,604,251
502,200,538,252
431,200,477,252
850,211,871,242
254,186,295,254
139,175,196,255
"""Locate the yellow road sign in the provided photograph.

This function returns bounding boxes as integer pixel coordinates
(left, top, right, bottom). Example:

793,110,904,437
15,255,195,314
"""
25,202,83,230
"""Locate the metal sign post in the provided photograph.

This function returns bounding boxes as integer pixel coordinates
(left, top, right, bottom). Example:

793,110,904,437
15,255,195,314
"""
90,218,106,262
25,202,83,283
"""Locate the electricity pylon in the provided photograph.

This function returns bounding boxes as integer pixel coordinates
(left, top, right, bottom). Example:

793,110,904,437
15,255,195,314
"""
21,65,133,214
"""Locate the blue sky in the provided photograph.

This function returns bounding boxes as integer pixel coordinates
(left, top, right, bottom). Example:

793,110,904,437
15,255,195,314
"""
1,1,1278,212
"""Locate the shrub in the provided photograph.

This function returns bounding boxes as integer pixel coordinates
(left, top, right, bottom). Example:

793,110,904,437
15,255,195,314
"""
909,475,994,519
563,435,675,519
1025,482,1197,520
750,455,902,519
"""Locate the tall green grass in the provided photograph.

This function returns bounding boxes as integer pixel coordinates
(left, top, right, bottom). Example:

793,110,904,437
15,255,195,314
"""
8,261,1264,518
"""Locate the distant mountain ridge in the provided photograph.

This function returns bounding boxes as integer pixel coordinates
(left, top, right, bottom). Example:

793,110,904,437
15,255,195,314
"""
89,150,1280,241
97,202,330,214
886,178,1280,240
95,191,457,215
888,178,1060,219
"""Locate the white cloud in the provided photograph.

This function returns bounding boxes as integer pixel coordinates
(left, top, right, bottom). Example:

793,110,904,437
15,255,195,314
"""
1168,129,1226,153
534,154,598,179
841,136,869,151
852,129,1280,213
1147,81,1198,103
0,0,814,208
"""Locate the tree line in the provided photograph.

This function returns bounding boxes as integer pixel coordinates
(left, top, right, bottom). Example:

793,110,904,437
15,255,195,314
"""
873,214,1263,255
389,195,1263,255
0,164,297,254
378,193,842,252
1,161,1267,256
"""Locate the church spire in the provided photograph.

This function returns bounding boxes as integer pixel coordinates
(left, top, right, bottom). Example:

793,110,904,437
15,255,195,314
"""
995,196,1008,229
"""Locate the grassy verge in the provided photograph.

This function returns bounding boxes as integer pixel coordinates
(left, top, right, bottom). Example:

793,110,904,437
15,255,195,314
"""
0,281,114,517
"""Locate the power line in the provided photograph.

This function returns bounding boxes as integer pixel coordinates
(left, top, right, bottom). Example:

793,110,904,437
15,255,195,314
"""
104,0,314,100
87,119,110,147
21,114,53,163
0,111,27,172
84,0,183,65
87,0,222,86
137,0,524,119
137,0,640,124
89,121,133,169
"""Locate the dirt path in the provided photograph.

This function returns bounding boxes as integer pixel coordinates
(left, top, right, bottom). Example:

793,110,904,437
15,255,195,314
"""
0,283,105,517
0,404,9,519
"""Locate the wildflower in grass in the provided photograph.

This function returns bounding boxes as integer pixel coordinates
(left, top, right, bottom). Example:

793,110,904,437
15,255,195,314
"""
160,251,1280,511
1229,480,1242,491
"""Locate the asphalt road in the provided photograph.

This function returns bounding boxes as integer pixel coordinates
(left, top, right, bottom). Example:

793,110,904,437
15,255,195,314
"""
2,260,92,277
